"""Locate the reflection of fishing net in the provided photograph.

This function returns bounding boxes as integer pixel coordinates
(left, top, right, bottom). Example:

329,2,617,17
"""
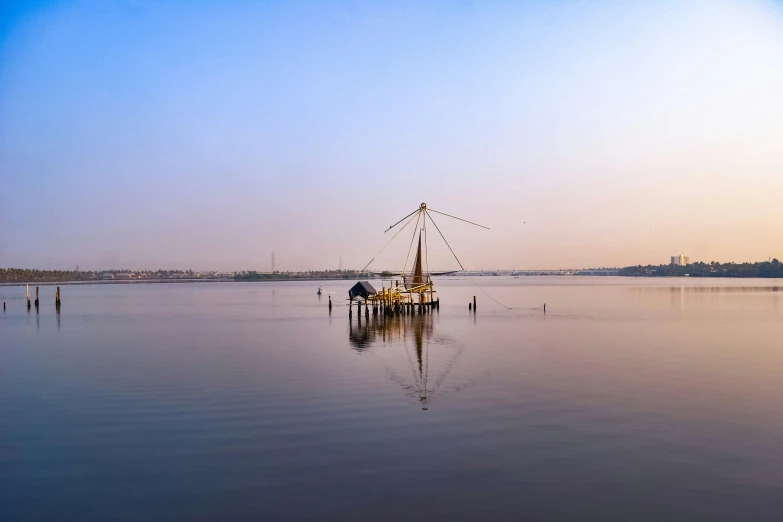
403,234,429,289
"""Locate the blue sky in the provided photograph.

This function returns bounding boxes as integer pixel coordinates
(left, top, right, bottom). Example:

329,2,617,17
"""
2,0,783,270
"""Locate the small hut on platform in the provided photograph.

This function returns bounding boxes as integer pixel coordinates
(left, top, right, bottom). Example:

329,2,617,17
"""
348,281,377,301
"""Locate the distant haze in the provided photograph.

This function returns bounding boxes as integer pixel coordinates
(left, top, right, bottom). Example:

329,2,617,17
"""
2,0,782,271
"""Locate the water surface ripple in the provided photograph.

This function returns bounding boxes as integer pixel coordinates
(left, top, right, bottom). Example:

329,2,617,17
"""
1,278,782,521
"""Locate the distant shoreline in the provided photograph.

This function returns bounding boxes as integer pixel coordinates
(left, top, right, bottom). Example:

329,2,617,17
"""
3,273,783,287
0,278,351,287
3,261,782,285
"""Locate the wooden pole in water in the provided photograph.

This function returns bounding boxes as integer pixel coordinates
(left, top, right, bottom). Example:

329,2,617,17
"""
56,286,61,307
27,284,31,310
35,286,39,308
473,295,476,311
328,295,332,311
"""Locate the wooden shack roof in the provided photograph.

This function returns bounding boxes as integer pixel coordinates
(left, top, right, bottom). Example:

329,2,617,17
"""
348,281,377,300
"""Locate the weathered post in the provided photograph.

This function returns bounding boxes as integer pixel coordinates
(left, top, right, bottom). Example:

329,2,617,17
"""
35,287,39,309
469,302,472,310
27,284,31,310
56,286,61,308
328,295,332,311
473,295,476,311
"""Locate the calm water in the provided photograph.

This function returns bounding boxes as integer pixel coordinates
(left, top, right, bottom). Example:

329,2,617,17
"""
2,278,782,521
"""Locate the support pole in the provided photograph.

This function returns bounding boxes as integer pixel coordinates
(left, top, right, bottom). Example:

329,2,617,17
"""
35,286,40,308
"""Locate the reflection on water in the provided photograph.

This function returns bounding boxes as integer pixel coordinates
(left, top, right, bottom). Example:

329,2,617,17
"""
349,312,468,409
2,278,783,521
349,310,436,351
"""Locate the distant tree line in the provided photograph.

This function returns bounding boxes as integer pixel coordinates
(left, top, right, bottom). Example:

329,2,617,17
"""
234,270,363,281
1,268,213,282
1,268,372,283
0,268,92,282
618,259,783,278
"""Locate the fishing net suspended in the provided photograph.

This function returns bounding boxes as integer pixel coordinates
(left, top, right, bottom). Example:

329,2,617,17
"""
403,233,429,289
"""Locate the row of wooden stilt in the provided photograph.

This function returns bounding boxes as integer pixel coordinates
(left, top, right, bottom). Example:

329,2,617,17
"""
347,297,440,317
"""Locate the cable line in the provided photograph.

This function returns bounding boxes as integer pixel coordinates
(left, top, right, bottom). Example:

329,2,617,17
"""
425,210,465,270
428,208,490,230
426,210,513,310
361,211,419,272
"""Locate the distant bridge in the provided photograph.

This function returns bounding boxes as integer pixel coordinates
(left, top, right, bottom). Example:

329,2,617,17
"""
444,269,620,277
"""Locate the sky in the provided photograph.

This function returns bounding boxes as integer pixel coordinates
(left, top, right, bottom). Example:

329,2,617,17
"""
1,0,782,271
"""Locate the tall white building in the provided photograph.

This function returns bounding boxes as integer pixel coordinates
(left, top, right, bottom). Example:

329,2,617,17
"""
670,255,690,266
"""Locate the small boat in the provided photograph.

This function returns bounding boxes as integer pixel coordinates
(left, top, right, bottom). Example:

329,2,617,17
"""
317,287,323,295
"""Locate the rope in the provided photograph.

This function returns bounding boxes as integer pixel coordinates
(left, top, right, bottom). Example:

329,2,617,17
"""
467,275,514,310
428,208,490,230
360,211,419,273
423,212,430,281
384,207,419,233
424,211,464,270
426,210,513,310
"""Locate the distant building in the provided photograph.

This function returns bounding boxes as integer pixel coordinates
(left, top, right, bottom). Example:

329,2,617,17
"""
670,255,689,266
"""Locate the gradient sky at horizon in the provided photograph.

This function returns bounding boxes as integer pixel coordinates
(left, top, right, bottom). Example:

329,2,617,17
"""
2,0,782,271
